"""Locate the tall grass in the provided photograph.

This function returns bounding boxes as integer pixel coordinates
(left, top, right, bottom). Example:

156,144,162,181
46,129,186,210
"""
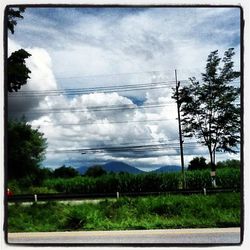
42,169,240,194
8,192,240,232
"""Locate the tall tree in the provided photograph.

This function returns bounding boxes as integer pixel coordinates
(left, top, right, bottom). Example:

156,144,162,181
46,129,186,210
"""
7,7,31,92
188,157,208,171
7,49,31,92
7,7,25,34
85,165,107,177
53,165,79,178
173,48,240,173
7,120,47,182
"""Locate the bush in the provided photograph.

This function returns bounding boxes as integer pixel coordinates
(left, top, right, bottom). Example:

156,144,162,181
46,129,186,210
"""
7,180,22,194
62,207,87,230
27,186,57,194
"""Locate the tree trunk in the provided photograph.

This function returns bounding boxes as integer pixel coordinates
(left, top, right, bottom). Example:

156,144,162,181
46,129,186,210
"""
209,147,217,188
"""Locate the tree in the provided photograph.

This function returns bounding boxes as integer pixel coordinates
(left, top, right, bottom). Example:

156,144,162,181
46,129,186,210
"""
217,159,240,169
173,48,240,172
187,157,208,171
85,165,107,177
7,7,25,34
7,49,31,92
53,165,79,178
7,120,47,184
7,7,31,92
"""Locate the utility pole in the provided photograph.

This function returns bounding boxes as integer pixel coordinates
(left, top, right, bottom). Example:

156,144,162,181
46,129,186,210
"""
175,69,185,189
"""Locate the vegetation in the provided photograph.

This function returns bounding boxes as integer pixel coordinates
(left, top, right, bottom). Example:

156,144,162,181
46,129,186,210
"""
173,48,240,171
84,165,107,177
7,7,25,34
7,49,31,92
217,159,240,169
7,120,47,186
8,192,240,232
53,165,79,178
7,159,240,194
43,172,180,194
7,7,31,92
34,168,240,194
187,157,208,171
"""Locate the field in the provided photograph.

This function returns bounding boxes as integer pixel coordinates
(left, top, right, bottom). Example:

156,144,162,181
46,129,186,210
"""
8,192,240,232
8,168,241,195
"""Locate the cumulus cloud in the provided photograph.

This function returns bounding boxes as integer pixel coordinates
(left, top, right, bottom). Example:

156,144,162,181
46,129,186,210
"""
8,39,58,120
25,85,186,169
8,7,241,170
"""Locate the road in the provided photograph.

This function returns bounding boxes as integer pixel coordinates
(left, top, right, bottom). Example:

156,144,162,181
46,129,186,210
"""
7,227,241,245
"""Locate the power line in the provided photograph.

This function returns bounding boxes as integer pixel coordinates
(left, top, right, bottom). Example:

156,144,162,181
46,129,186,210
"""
9,102,175,115
31,118,176,127
46,142,200,154
8,79,240,96
8,80,186,98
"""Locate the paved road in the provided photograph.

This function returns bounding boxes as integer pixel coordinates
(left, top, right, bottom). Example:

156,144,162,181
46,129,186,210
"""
8,227,241,245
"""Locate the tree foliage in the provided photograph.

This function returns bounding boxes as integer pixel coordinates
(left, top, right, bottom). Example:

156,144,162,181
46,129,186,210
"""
7,120,47,183
53,165,79,178
216,159,240,169
7,7,31,92
85,165,107,178
188,157,208,171
7,7,25,34
7,49,31,92
173,48,240,170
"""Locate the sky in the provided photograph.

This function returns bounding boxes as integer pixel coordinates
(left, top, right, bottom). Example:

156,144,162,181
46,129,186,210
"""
7,6,241,171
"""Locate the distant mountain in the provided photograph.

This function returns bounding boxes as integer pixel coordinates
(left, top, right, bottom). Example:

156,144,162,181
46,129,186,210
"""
76,162,181,175
76,166,88,175
152,165,181,173
103,161,144,174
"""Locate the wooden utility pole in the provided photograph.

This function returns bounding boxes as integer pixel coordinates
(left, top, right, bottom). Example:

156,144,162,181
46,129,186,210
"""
175,69,185,189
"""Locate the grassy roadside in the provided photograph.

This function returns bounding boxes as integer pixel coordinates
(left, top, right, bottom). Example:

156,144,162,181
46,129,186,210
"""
8,193,240,232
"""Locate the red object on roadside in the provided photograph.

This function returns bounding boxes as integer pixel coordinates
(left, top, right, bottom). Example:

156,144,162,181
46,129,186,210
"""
7,188,13,197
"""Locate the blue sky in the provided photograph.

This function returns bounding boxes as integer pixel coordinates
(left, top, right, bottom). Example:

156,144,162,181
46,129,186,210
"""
8,6,241,170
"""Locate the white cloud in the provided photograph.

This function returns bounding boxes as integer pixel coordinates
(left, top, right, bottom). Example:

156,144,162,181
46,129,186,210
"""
25,47,57,91
8,7,241,170
8,39,58,119
29,88,183,169
8,39,57,91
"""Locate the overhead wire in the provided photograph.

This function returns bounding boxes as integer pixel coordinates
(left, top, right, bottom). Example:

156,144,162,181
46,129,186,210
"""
8,79,240,97
8,74,240,160
8,80,189,98
46,142,201,154
30,118,177,127
9,101,175,115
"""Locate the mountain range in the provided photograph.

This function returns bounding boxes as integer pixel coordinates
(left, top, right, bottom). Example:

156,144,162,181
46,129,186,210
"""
76,161,181,174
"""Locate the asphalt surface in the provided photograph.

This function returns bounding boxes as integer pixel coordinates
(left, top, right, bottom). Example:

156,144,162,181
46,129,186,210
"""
7,227,241,245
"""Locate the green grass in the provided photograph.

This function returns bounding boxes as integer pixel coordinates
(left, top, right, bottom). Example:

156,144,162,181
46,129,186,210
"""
8,192,240,232
9,168,240,195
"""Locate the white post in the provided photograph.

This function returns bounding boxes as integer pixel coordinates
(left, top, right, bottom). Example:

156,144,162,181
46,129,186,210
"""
34,194,37,202
203,188,207,196
116,191,119,199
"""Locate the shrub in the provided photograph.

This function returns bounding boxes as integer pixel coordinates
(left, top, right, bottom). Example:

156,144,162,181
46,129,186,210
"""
62,207,87,230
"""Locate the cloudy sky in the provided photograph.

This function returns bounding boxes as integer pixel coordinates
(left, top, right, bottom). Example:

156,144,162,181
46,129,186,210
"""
7,6,241,171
